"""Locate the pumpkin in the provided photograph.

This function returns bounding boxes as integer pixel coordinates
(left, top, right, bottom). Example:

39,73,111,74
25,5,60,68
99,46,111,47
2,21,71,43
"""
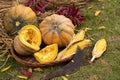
13,25,42,55
34,44,58,64
4,4,37,35
39,14,75,47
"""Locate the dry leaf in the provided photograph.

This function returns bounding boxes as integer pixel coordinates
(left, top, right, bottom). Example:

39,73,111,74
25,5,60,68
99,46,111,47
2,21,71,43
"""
98,26,106,30
28,68,32,73
84,28,92,32
95,10,101,16
98,0,104,2
87,5,94,9
17,75,28,80
33,67,43,72
65,74,69,77
1,65,11,72
21,68,33,77
62,76,68,80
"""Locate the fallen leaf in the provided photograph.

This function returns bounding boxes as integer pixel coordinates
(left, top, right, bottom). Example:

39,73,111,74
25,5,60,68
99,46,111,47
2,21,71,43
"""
17,75,28,80
98,26,106,30
21,68,33,77
62,76,68,80
87,5,94,9
28,68,32,73
84,27,92,32
65,74,69,77
98,0,104,2
33,67,43,72
1,65,11,72
95,10,101,16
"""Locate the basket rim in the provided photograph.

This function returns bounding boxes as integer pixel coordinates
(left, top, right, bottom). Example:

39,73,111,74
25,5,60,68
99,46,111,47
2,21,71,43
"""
10,45,72,68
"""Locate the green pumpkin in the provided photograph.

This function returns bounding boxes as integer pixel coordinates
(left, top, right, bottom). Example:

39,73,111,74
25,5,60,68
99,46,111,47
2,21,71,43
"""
4,4,37,35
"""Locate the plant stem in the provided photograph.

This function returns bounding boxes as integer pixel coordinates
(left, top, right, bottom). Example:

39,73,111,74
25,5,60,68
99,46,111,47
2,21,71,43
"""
90,56,95,63
0,54,11,69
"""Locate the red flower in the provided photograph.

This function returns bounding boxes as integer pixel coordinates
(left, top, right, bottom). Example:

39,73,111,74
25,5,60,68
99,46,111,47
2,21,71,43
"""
21,68,32,77
57,5,85,27
24,0,50,13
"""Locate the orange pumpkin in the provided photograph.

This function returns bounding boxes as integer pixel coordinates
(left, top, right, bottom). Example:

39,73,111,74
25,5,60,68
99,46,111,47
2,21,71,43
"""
39,14,75,47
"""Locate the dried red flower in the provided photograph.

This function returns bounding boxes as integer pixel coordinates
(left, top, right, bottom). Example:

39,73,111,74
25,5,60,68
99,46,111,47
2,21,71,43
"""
57,5,85,27
21,68,33,77
24,0,50,13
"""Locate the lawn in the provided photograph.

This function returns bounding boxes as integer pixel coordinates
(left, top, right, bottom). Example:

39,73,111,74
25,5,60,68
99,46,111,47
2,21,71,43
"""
0,0,120,80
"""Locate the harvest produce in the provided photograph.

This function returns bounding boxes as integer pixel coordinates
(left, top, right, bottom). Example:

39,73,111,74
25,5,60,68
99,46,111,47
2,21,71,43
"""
90,38,107,62
34,44,58,64
4,4,37,35
39,14,75,47
56,39,92,61
67,29,85,47
13,25,41,55
41,47,84,80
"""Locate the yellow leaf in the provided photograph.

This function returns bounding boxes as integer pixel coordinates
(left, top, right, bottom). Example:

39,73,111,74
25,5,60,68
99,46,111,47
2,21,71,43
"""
98,0,104,2
28,68,32,73
87,5,94,9
98,26,106,30
65,74,69,77
84,27,92,32
95,10,101,16
33,67,43,72
17,75,28,80
62,76,68,80
1,65,11,72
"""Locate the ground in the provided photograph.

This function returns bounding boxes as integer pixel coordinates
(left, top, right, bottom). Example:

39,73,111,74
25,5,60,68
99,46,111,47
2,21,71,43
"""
0,0,120,80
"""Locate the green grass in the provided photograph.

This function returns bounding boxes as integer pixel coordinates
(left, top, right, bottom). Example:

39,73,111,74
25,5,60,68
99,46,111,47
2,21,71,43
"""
0,0,120,80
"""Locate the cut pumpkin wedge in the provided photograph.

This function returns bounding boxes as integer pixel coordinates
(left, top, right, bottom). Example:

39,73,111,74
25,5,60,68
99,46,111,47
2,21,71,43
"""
34,44,58,64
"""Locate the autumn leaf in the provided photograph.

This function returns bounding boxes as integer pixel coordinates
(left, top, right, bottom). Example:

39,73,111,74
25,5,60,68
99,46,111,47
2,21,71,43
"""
84,27,92,32
87,5,94,9
98,0,104,2
98,26,106,30
33,67,43,72
1,65,11,72
95,10,101,16
21,68,33,77
28,68,32,73
17,75,28,80
62,76,68,80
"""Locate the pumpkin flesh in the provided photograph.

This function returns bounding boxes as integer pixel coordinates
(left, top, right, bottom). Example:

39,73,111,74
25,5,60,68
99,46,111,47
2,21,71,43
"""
34,44,58,64
19,25,41,51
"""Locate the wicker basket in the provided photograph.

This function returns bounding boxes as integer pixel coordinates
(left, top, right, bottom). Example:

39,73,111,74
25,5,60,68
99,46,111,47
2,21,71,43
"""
10,45,73,67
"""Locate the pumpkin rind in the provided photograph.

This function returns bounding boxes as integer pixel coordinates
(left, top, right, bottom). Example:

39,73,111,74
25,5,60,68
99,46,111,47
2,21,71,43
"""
13,25,42,55
4,4,37,35
39,14,75,47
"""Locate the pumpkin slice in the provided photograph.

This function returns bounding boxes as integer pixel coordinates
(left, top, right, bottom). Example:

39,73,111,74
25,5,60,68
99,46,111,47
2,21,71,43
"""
34,44,58,64
14,25,42,55
56,39,92,61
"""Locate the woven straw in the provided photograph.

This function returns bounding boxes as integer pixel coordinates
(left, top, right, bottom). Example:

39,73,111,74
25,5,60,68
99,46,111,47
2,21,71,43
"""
1,0,88,67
